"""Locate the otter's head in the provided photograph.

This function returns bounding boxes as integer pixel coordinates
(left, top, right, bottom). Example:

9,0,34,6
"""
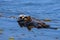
17,14,32,22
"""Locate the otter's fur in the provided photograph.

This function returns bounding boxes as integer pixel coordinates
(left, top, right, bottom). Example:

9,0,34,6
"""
17,15,50,30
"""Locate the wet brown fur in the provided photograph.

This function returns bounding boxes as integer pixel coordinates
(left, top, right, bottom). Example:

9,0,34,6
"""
17,16,50,30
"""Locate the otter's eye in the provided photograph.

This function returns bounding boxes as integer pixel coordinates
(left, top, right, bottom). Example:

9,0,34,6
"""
20,17,22,19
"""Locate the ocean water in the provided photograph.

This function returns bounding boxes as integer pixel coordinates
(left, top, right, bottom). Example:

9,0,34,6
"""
0,0,60,40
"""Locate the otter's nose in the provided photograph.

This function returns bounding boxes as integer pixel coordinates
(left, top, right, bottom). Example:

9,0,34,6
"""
22,16,24,19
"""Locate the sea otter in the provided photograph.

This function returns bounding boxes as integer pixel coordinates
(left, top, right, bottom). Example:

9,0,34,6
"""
17,14,50,30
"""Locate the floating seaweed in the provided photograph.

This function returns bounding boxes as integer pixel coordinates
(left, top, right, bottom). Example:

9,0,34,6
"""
43,18,52,22
9,37,14,40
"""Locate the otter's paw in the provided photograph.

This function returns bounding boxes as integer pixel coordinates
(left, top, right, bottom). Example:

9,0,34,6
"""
27,26,34,30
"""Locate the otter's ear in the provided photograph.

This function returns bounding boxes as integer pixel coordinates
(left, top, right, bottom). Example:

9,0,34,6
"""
27,16,32,21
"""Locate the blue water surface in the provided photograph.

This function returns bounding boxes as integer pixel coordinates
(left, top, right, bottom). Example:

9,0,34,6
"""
0,0,60,40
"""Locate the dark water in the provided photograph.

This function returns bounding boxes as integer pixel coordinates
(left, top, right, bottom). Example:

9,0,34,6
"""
0,0,60,40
